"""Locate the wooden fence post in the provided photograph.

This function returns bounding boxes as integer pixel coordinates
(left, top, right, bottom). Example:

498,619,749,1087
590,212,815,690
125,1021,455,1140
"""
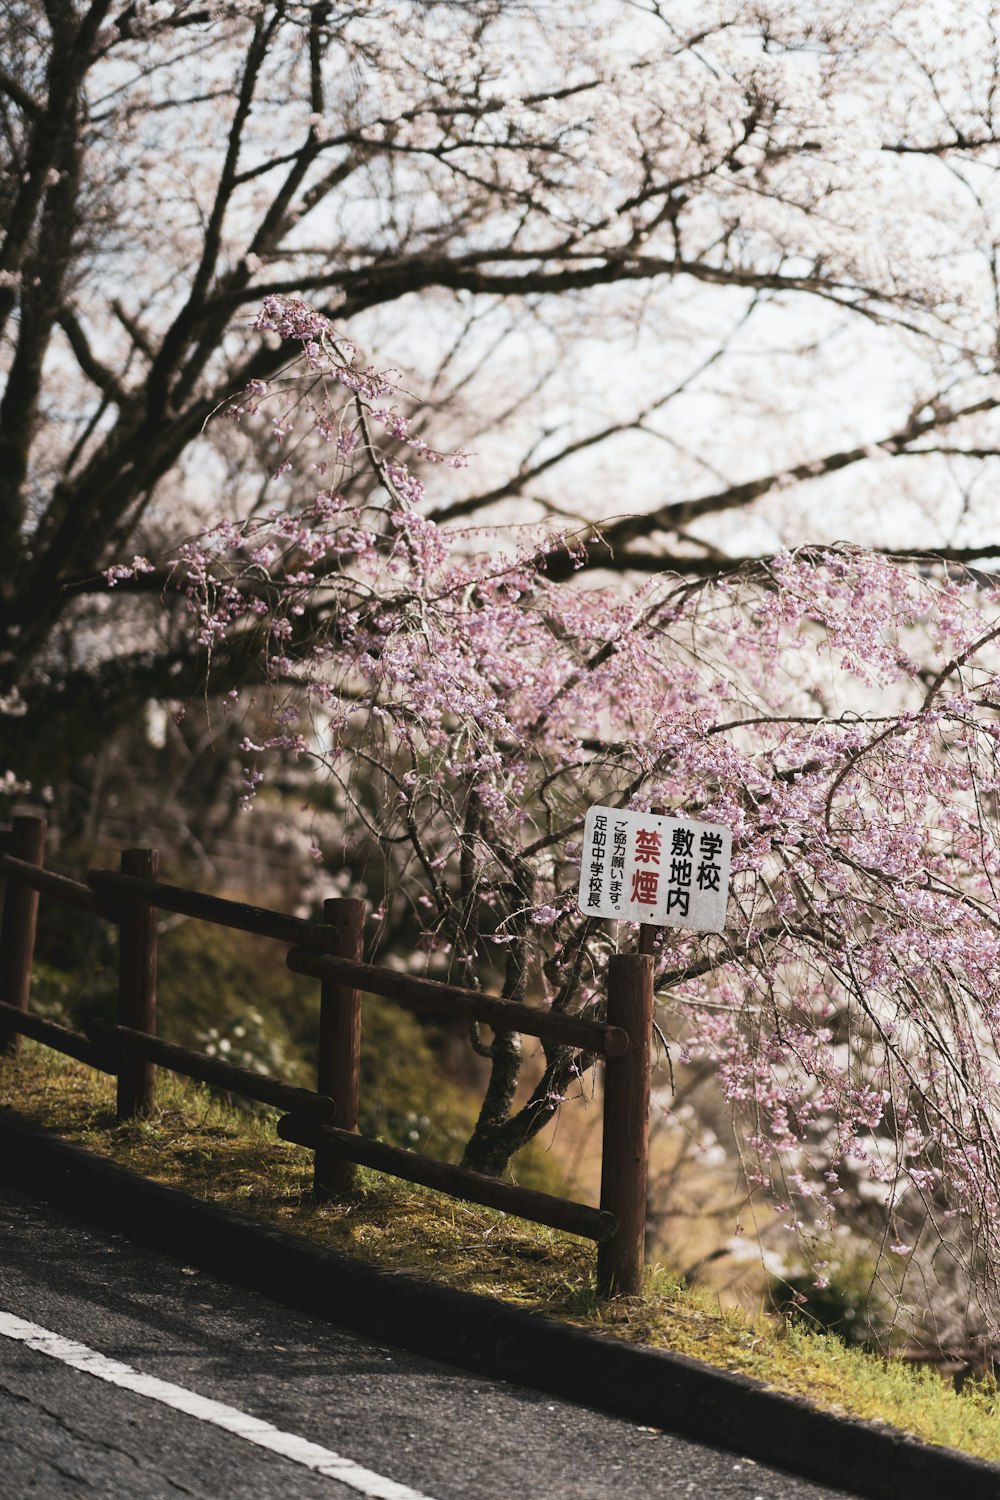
315,895,365,1197
0,815,47,1057
597,952,653,1297
116,848,158,1119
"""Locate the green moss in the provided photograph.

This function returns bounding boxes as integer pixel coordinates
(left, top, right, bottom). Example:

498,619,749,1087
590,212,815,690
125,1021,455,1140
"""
3,1044,1000,1468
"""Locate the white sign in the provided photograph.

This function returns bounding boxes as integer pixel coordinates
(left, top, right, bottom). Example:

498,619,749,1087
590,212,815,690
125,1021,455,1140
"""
577,805,731,932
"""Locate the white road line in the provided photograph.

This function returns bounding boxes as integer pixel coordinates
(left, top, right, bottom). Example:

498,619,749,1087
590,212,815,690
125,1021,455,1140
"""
0,1310,435,1500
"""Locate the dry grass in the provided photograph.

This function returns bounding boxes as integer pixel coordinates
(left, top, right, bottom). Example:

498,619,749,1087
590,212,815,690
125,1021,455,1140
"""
3,1045,1000,1465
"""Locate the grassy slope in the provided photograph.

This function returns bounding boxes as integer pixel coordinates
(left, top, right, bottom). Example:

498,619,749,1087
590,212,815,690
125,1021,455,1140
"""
3,1044,999,1464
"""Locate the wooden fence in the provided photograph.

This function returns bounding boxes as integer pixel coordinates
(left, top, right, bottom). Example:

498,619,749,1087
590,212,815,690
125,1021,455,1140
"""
0,814,653,1295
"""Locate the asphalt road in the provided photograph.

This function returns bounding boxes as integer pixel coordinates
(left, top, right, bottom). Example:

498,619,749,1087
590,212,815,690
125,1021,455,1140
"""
0,1181,867,1500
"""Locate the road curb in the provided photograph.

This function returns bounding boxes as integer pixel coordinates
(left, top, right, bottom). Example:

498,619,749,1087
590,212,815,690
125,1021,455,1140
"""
2,1108,998,1500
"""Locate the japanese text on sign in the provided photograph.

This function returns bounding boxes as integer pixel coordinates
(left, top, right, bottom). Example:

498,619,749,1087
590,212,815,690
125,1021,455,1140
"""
577,806,731,933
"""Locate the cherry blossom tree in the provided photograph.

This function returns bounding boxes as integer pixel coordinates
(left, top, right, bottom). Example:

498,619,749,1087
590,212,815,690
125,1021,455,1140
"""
7,0,1000,795
153,298,1000,1338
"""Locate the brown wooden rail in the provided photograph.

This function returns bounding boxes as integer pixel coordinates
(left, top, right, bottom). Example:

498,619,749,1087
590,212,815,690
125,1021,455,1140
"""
87,1020,336,1122
277,1113,617,1242
0,854,99,913
286,948,628,1057
0,1001,111,1071
87,869,341,951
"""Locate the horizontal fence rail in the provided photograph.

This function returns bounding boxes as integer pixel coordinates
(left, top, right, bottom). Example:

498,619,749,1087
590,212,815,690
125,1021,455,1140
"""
0,1000,112,1072
277,1113,617,1242
0,854,100,914
286,948,629,1057
87,870,342,951
1,816,654,1295
86,1020,336,1122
